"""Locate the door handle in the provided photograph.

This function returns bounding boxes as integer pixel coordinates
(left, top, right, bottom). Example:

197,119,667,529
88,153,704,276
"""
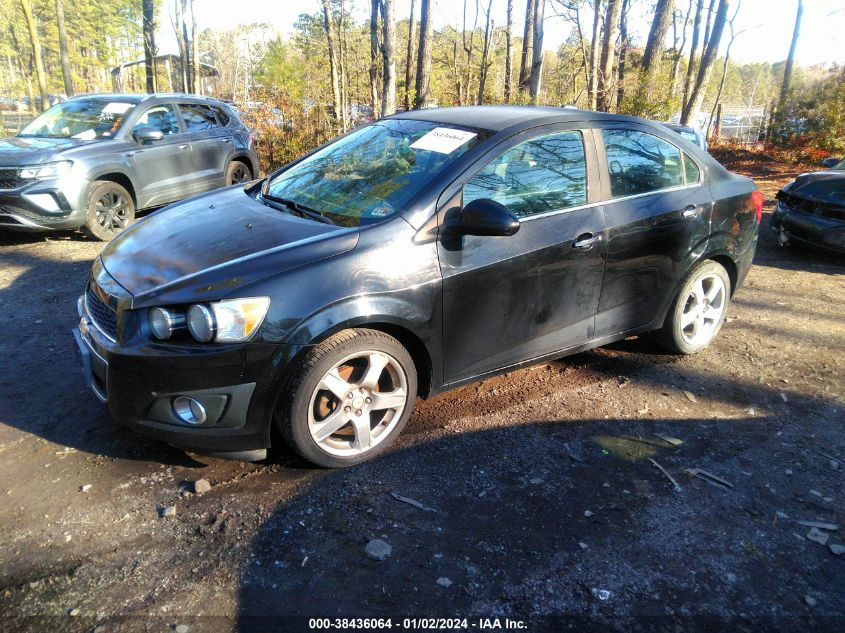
218,138,232,143
178,144,189,150
572,233,603,250
682,205,700,219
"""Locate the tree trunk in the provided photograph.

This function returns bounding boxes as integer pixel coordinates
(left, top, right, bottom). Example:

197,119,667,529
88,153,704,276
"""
640,0,674,84
670,0,694,96
776,0,803,129
174,0,189,92
404,0,417,111
19,0,48,111
190,0,200,94
528,0,544,103
518,0,535,93
381,0,396,116
681,0,729,124
321,0,343,126
142,0,157,93
55,0,73,96
587,0,602,110
682,0,704,111
504,0,513,102
414,0,432,109
477,0,494,104
370,0,380,115
616,0,630,110
596,0,621,112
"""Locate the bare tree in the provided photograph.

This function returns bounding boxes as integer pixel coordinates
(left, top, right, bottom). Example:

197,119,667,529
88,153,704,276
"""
587,0,603,109
173,0,190,92
670,0,694,96
381,0,396,116
477,0,495,104
190,0,200,93
321,0,343,126
775,0,803,129
706,0,744,138
414,0,433,109
142,0,157,93
370,0,380,115
681,0,730,124
681,0,704,109
404,0,417,110
504,0,514,102
19,0,48,111
528,0,545,103
596,0,621,112
55,0,73,96
518,0,536,93
616,0,630,109
460,0,479,105
640,0,674,90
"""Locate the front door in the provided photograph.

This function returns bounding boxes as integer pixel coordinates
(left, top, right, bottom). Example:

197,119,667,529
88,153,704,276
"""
438,127,607,384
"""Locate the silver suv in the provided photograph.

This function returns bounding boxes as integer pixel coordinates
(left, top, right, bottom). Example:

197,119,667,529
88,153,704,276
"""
0,93,259,240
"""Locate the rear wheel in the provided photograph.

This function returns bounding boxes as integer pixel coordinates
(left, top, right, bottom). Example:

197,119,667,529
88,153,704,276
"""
657,260,731,355
225,160,252,185
82,180,135,241
277,329,417,468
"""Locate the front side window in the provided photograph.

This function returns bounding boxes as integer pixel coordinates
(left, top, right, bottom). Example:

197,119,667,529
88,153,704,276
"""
133,105,180,136
464,130,587,218
179,104,219,131
19,99,136,140
603,129,683,197
263,119,487,227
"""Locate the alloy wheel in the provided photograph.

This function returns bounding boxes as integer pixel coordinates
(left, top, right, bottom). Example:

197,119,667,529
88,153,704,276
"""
679,273,727,346
307,350,408,457
94,190,130,234
229,165,250,184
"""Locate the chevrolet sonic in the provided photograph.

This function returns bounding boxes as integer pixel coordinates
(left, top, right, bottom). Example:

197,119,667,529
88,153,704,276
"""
73,106,762,467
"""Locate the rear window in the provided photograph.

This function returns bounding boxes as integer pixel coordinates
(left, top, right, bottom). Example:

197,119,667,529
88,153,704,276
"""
602,129,683,197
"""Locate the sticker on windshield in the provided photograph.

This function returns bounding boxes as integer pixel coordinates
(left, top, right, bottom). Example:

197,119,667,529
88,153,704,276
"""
367,202,394,218
102,102,132,115
410,127,477,154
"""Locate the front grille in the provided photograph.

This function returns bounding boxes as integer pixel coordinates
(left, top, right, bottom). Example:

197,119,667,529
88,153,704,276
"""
0,168,24,190
86,285,118,340
777,190,845,221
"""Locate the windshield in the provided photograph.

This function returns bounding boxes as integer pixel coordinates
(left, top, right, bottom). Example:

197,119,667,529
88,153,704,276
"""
263,119,487,227
834,159,845,170
19,99,136,140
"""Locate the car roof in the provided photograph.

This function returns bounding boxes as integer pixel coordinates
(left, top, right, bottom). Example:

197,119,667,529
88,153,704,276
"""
389,105,655,132
67,93,227,106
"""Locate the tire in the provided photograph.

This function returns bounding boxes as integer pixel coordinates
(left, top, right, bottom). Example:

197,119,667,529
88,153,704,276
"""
277,329,418,468
657,260,732,355
225,160,252,185
82,180,135,241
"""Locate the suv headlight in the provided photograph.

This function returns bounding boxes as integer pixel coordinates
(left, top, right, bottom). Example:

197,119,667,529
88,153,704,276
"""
150,297,270,343
19,160,73,180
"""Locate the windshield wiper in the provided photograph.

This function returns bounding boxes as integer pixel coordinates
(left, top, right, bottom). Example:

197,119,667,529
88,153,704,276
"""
260,193,336,226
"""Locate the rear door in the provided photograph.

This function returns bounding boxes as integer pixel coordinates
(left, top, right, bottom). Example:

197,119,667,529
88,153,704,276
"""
438,126,607,384
127,103,194,208
591,125,711,338
178,103,228,192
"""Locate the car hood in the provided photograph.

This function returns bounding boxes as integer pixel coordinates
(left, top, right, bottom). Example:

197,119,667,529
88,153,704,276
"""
785,171,845,206
0,136,90,166
100,186,359,306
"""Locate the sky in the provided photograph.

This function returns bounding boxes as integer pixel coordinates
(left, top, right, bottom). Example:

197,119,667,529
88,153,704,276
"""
157,0,845,67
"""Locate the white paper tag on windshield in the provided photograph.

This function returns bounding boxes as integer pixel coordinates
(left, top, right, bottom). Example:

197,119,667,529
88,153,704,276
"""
410,127,477,154
102,102,132,115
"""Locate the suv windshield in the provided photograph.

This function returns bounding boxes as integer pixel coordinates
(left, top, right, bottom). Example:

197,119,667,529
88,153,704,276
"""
263,119,487,227
19,99,136,140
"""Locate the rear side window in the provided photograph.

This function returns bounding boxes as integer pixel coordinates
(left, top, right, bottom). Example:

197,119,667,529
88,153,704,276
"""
684,152,701,184
179,104,219,131
464,130,587,218
602,129,683,197
211,106,231,126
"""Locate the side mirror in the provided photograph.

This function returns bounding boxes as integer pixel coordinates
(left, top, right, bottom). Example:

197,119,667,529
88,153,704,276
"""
133,126,164,144
821,157,841,169
456,198,520,237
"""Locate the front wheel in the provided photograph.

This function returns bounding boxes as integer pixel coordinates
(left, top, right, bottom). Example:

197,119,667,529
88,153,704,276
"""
83,181,135,241
277,329,418,468
657,260,731,355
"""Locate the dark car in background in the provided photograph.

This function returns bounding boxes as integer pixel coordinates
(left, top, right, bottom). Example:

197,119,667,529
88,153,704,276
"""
73,106,762,467
772,157,845,253
0,93,258,240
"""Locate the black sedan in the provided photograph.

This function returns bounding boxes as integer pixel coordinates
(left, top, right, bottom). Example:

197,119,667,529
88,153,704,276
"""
772,158,845,253
73,106,762,467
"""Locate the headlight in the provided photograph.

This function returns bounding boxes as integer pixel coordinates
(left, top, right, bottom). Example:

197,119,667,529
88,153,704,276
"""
153,297,270,343
19,160,73,180
187,304,216,342
148,307,184,340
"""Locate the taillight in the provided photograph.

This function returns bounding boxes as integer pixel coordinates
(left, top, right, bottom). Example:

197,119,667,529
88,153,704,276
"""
751,190,764,224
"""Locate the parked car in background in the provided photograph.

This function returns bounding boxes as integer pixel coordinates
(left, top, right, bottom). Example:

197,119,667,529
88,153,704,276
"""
73,105,761,467
772,157,845,253
0,93,258,240
662,122,708,152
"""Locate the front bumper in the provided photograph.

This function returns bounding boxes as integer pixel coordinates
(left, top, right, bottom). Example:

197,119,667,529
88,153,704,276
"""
0,177,88,231
771,199,845,254
73,295,298,456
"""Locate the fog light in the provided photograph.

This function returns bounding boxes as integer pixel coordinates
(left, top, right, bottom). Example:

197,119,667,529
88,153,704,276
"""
172,396,207,425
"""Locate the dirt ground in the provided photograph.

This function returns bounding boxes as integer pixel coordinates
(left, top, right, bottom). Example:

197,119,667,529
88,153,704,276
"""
0,151,843,632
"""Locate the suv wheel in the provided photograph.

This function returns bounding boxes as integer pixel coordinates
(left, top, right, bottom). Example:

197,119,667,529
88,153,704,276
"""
83,180,135,241
277,329,417,468
657,260,731,354
226,160,252,185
